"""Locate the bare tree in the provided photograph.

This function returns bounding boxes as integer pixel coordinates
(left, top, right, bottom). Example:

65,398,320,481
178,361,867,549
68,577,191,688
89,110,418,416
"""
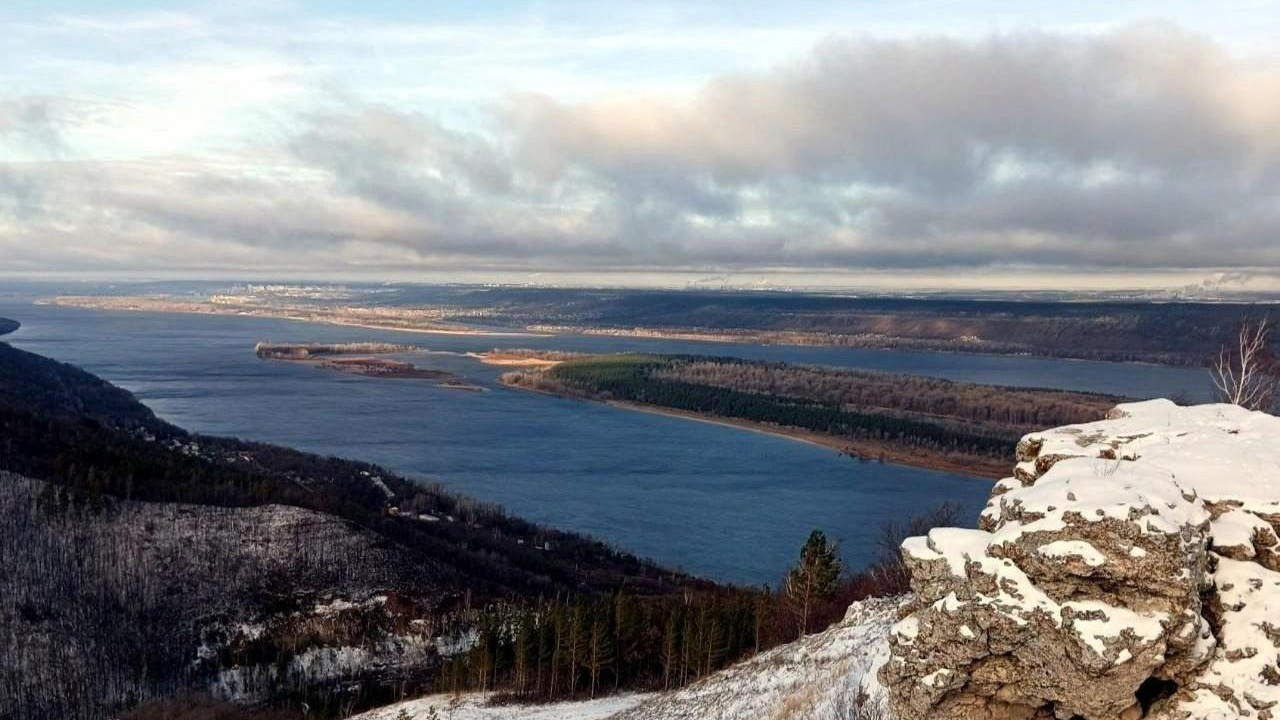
1211,317,1279,412
869,502,964,594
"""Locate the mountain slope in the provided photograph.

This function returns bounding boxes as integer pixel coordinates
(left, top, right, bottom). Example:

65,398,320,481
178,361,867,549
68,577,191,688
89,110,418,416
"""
0,339,707,719
0,473,443,720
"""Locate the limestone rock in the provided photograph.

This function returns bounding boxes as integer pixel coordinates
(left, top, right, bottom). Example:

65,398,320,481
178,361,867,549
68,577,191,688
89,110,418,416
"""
882,401,1280,720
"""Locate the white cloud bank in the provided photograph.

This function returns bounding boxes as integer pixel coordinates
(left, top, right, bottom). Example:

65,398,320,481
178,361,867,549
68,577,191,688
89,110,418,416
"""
1,19,1278,284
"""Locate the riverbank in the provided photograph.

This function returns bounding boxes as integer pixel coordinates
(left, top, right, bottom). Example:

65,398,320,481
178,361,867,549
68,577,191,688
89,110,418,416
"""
469,349,587,367
500,375,1007,480
44,296,543,338
523,323,1204,367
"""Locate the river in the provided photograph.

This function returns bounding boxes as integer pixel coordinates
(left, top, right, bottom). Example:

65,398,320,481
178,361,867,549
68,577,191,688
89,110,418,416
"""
0,293,1212,585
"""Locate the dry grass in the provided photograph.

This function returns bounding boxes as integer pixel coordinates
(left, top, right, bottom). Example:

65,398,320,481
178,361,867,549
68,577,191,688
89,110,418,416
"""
766,659,892,720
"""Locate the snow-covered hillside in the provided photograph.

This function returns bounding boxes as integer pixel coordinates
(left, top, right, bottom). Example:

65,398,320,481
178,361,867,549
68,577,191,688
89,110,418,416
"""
353,597,899,720
615,596,899,720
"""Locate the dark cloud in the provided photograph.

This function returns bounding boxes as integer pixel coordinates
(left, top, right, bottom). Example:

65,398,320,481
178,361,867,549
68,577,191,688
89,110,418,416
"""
2,25,1279,276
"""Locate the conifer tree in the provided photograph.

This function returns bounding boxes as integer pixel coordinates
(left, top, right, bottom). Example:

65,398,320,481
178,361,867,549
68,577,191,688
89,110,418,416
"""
784,530,843,635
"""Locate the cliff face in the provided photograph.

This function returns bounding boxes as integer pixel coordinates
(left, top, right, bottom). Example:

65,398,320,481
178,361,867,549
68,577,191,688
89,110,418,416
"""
881,400,1280,720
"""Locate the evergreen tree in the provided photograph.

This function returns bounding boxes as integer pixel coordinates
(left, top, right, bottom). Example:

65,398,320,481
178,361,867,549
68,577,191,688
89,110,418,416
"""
612,591,639,691
784,530,843,635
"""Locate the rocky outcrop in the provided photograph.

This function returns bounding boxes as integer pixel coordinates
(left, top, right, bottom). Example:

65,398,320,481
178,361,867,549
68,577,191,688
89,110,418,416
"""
881,400,1280,720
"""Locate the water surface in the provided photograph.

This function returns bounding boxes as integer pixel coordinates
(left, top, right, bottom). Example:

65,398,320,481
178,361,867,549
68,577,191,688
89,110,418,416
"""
0,298,1211,584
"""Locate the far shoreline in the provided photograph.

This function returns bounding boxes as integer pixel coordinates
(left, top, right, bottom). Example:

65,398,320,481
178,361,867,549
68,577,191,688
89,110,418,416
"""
525,324,1201,369
41,296,546,338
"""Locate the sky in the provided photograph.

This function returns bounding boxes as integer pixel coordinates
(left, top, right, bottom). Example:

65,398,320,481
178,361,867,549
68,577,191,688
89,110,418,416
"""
2,1,1280,290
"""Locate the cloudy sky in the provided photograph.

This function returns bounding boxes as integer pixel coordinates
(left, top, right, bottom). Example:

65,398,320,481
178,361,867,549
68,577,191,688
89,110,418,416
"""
2,1,1280,289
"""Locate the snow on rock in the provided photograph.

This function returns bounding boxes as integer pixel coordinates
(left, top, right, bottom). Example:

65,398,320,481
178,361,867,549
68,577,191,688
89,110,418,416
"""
613,596,902,720
1037,540,1108,567
1182,558,1280,719
1014,399,1280,521
883,400,1280,720
349,692,652,720
1210,508,1280,570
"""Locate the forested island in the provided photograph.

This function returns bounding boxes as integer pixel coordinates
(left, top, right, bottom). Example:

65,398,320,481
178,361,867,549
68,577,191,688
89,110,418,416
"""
0,317,18,336
503,354,1123,478
255,342,481,387
254,342,417,358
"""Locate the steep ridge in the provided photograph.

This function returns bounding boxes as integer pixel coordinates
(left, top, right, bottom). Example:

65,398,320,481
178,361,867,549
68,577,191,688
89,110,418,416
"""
882,400,1280,720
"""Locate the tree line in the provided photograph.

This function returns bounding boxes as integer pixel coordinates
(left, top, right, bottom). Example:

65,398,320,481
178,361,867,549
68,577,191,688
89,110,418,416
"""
425,529,884,704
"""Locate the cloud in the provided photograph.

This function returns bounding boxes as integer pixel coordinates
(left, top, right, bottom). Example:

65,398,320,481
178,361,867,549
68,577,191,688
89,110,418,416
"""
501,24,1280,267
0,97,84,158
2,23,1279,277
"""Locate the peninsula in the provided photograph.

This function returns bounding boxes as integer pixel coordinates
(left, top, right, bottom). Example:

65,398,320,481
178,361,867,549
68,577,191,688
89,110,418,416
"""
502,353,1124,479
0,317,18,336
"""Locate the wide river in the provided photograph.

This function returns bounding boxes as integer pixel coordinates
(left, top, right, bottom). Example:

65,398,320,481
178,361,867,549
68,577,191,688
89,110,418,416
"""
0,296,1212,585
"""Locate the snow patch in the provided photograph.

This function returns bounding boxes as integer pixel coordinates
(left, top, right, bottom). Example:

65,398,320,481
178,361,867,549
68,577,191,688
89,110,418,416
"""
351,693,652,720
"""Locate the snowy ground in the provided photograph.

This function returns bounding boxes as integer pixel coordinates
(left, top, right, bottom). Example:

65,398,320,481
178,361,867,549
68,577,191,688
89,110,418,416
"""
614,596,900,720
349,693,653,720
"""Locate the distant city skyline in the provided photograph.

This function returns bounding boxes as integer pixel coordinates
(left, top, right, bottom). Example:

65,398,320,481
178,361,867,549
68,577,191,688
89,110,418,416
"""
3,1,1279,290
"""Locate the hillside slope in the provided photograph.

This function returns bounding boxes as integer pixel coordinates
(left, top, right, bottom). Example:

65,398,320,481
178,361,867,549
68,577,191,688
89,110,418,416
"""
0,473,444,720
350,597,900,720
0,340,706,719
613,596,900,720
